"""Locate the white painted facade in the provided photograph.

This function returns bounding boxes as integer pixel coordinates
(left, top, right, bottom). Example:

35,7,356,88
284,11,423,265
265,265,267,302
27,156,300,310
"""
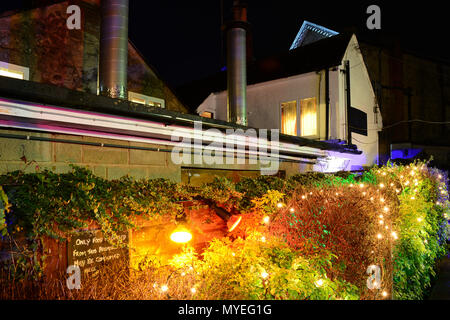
197,34,382,171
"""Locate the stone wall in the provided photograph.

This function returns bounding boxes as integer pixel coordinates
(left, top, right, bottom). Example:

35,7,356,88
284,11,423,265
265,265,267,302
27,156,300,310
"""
0,129,180,182
0,0,188,113
359,41,450,167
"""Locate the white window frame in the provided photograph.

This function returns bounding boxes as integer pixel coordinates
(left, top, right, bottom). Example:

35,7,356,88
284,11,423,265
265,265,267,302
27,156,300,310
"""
279,97,320,138
299,97,319,139
0,61,29,80
128,91,165,108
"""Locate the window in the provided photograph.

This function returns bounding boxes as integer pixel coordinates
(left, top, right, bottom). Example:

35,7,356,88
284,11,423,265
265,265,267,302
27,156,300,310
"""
200,111,214,119
0,61,29,80
128,91,165,108
300,97,317,137
280,101,297,136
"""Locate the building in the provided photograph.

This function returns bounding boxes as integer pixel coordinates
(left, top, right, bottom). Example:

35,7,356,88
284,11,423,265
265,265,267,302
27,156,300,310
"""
0,1,365,187
358,34,450,170
180,22,383,170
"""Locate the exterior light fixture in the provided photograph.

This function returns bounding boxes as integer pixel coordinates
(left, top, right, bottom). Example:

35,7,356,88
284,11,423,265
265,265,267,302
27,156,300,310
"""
170,228,193,244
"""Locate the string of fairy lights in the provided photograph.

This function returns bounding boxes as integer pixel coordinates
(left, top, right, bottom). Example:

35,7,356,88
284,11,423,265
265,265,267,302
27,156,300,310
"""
152,164,448,300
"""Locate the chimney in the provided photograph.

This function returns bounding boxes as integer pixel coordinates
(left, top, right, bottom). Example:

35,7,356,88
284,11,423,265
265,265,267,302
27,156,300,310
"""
99,0,129,99
226,0,249,126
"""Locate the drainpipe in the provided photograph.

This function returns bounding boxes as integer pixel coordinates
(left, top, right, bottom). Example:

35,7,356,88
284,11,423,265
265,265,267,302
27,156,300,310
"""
344,60,352,145
99,0,129,99
225,0,249,126
325,68,330,140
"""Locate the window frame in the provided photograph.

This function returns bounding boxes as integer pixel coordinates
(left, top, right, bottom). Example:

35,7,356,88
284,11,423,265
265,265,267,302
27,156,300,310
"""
128,91,165,108
299,97,319,139
279,100,299,136
0,61,29,80
279,97,319,139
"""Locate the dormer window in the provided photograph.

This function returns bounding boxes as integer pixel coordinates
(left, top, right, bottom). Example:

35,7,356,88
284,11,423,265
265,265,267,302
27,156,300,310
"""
0,61,29,80
128,91,165,108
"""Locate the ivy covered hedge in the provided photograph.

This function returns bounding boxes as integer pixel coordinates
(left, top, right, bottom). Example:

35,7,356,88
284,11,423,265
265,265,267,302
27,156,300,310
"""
0,161,448,300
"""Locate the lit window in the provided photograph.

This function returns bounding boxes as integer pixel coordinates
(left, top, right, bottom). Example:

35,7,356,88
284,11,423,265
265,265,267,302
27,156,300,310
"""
300,97,317,137
0,61,29,80
200,111,214,119
128,91,165,108
280,101,297,136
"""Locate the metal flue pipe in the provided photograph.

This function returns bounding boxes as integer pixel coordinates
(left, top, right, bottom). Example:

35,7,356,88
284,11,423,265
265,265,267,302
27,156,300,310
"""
99,0,129,99
226,0,249,126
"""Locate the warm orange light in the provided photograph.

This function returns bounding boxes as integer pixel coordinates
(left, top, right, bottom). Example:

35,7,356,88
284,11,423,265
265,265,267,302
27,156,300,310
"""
228,215,242,232
170,230,192,243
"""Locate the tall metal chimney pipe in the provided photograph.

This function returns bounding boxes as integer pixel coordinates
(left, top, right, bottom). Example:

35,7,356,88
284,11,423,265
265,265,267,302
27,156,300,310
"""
99,0,129,99
226,0,249,126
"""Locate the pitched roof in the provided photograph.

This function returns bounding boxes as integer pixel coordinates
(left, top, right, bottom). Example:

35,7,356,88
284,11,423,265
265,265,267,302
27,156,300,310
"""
177,32,353,112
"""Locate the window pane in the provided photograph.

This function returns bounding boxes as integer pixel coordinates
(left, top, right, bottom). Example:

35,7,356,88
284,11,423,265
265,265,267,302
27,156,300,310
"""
300,97,317,136
200,111,213,119
281,101,297,136
131,97,146,105
0,68,24,80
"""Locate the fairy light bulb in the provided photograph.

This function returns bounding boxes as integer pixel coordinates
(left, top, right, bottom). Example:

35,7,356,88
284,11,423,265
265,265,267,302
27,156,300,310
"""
277,203,283,208
315,279,324,287
382,291,388,298
390,183,394,187
411,196,415,200
301,195,306,200
417,218,423,222
191,287,197,294
263,216,270,224
379,214,384,219
289,208,295,213
232,252,235,257
377,233,383,239
261,236,266,242
261,271,269,279
379,183,385,189
350,184,354,188
359,183,365,188
438,174,442,179
362,192,367,196
391,232,398,240
161,285,168,293
383,206,389,212
370,197,374,201
380,198,385,203
379,220,384,225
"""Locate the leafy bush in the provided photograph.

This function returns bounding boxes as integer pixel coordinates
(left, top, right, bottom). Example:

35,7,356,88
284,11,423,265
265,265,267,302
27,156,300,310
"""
0,161,448,300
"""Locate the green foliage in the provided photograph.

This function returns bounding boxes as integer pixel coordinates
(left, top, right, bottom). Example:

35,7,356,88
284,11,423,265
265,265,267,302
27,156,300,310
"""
174,234,359,300
371,161,449,299
0,187,9,237
0,161,448,300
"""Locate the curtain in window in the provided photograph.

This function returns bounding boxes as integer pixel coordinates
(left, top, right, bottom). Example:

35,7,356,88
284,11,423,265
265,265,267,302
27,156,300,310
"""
281,101,297,136
300,98,317,136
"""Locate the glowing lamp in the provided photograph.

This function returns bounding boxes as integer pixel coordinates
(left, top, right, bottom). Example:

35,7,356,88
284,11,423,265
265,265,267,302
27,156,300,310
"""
170,229,193,244
227,215,242,232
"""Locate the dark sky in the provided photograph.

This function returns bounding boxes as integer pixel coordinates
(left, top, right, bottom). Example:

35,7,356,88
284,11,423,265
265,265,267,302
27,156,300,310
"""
1,1,449,87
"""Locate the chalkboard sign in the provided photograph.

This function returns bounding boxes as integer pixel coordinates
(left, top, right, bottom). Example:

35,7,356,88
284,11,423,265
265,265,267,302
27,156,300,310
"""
67,229,129,276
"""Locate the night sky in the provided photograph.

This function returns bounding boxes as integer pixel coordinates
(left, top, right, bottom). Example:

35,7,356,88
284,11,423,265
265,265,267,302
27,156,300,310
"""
0,0,449,87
